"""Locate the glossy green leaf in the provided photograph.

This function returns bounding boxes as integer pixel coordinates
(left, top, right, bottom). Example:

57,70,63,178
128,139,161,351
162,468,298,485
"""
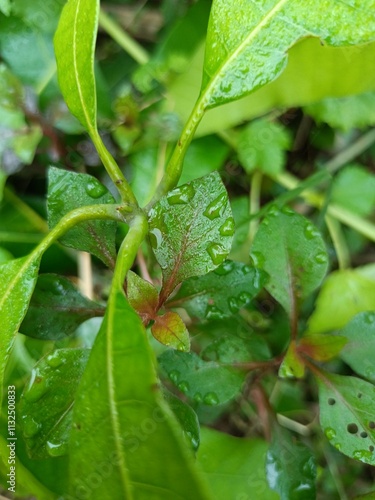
317,372,375,465
278,341,305,379
151,311,190,352
70,289,212,499
53,0,99,133
238,119,291,175
149,172,234,300
340,312,375,383
331,165,375,217
169,260,267,320
19,348,90,459
159,350,244,406
201,0,375,109
307,269,375,334
47,167,117,267
126,270,159,323
266,425,317,499
197,427,278,500
163,388,200,451
298,334,347,362
20,274,104,341
168,39,375,137
251,207,328,319
305,92,375,131
0,255,40,405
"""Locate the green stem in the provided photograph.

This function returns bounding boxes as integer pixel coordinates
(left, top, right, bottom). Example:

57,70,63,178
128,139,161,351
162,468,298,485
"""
148,97,206,207
91,131,138,207
99,10,149,65
325,215,350,270
248,170,263,245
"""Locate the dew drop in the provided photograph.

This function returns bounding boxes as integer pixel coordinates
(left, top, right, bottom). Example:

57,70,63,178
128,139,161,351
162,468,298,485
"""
228,297,241,314
219,218,235,236
335,443,341,451
149,228,163,250
85,180,107,199
22,416,41,438
353,449,372,461
242,264,252,274
194,392,203,403
206,242,227,266
178,381,189,393
249,251,265,269
267,205,280,217
203,392,219,405
281,205,294,216
168,370,180,384
214,260,234,276
205,305,225,320
304,223,319,240
167,184,195,205
185,431,199,451
24,371,49,403
347,423,358,434
315,252,328,264
324,427,336,440
328,398,336,405
239,292,252,304
46,441,68,457
203,193,227,220
46,351,65,368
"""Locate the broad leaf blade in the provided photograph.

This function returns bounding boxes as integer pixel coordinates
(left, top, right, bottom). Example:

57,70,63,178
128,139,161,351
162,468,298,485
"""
251,208,328,319
126,270,159,323
149,172,234,298
54,0,99,132
169,260,267,320
70,289,212,499
317,372,375,465
47,167,117,267
0,255,40,405
151,311,190,352
202,0,375,109
20,274,104,340
19,348,90,459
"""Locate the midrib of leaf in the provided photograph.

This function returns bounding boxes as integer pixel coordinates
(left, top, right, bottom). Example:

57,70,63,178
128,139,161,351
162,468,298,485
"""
202,0,289,106
106,293,133,499
72,0,96,135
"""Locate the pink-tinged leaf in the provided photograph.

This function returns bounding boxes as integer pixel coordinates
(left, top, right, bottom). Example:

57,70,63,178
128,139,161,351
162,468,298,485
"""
299,334,347,362
151,311,190,352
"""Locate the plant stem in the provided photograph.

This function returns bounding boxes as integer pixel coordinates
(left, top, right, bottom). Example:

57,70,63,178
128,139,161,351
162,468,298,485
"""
248,170,263,245
324,128,375,174
99,10,149,65
325,215,350,269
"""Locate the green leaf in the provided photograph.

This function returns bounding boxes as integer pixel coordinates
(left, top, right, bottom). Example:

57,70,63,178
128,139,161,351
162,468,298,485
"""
168,260,267,320
163,388,200,451
197,427,278,500
151,311,190,352
340,312,375,383
149,172,234,300
47,167,117,267
307,269,375,334
168,39,375,137
70,289,212,499
159,350,244,406
201,0,375,109
266,425,317,499
0,255,40,405
298,334,347,362
251,207,328,319
19,348,90,459
53,0,99,133
0,0,11,16
20,274,104,341
317,371,375,465
331,165,375,217
278,341,305,379
126,270,159,323
238,119,291,175
305,92,375,131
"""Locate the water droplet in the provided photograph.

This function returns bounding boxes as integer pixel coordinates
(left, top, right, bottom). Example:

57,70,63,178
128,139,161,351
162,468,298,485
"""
178,381,189,393
315,252,328,264
242,264,253,274
22,416,41,438
46,441,68,457
203,392,219,405
205,305,225,320
219,218,235,236
185,431,199,451
206,243,227,266
167,184,195,205
304,223,320,240
214,260,234,276
85,180,107,199
168,370,180,383
249,251,265,269
24,371,49,403
335,443,341,451
194,392,203,403
281,205,294,216
328,398,336,405
347,423,358,434
353,449,372,461
365,312,375,324
324,427,336,440
149,228,163,250
267,205,280,217
239,292,251,304
46,351,65,368
203,193,227,220
228,297,241,314
221,81,232,93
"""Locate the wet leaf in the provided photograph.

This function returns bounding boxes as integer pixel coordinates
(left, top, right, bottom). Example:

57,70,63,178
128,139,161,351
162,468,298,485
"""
266,425,317,499
307,269,375,334
317,371,375,465
168,260,267,320
279,341,305,379
47,167,117,267
148,172,234,299
20,274,105,341
151,311,190,352
251,208,328,319
70,289,212,499
201,0,375,109
331,165,375,217
159,350,244,406
126,270,159,323
340,312,375,383
19,348,90,459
